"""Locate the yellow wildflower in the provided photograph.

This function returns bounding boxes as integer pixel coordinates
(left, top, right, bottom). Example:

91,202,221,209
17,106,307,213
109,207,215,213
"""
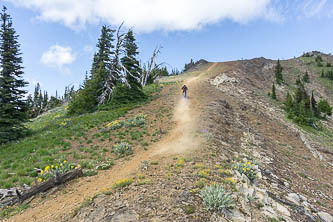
38,178,42,182
224,177,236,184
51,165,54,168
243,168,246,171
64,160,67,163
45,166,50,171
40,170,43,175
247,162,251,165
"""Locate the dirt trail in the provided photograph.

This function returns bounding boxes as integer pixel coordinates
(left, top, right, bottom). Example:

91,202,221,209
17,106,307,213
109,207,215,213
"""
5,67,212,222
154,91,199,155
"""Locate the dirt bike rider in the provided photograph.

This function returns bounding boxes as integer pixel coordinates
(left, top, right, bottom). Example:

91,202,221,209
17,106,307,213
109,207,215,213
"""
181,84,188,98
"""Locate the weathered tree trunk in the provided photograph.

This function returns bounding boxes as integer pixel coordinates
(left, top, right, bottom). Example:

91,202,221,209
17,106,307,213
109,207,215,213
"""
1,169,83,208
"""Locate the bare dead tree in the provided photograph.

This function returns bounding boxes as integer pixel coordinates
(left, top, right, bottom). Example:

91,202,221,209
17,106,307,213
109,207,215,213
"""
98,23,125,105
98,23,143,105
97,26,164,105
141,46,163,87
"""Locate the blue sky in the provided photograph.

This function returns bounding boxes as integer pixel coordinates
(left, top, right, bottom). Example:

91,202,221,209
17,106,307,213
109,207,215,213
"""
1,0,333,96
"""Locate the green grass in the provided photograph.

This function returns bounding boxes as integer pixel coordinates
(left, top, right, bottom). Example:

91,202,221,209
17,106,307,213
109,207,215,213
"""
0,204,30,220
112,178,133,190
0,84,162,188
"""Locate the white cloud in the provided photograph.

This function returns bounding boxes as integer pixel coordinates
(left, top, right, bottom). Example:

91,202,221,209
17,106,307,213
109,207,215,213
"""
302,0,329,17
40,45,76,68
8,0,281,32
277,0,333,19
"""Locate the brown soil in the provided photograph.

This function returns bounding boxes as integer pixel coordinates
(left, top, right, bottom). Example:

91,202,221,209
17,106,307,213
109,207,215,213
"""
4,64,216,222
4,57,333,222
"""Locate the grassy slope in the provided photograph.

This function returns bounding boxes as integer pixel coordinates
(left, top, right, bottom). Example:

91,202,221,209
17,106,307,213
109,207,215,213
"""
281,56,333,151
0,84,162,189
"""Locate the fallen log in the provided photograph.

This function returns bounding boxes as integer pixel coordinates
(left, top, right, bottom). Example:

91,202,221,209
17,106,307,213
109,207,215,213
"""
1,169,83,208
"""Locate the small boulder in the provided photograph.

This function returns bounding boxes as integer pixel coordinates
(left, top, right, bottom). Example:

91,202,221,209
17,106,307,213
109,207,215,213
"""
318,212,333,222
111,209,139,222
286,193,301,206
274,202,291,217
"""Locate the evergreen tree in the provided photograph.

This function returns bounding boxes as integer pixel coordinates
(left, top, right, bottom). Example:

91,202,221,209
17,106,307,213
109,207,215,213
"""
286,80,319,126
26,94,33,117
315,55,322,63
274,59,283,85
171,68,180,75
285,92,293,112
42,90,48,110
33,83,40,109
38,89,43,112
48,96,61,109
303,71,310,83
318,99,332,116
295,81,307,104
95,26,114,70
296,100,307,125
328,70,333,80
271,83,277,100
121,30,141,89
310,91,318,117
69,26,115,114
0,6,28,143
295,76,302,86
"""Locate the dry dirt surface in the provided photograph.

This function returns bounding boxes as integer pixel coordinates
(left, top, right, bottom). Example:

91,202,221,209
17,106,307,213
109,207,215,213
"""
70,59,332,222
4,64,215,222
4,57,333,222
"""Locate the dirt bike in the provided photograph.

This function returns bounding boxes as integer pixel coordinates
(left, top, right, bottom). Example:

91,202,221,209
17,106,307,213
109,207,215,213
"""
182,90,187,98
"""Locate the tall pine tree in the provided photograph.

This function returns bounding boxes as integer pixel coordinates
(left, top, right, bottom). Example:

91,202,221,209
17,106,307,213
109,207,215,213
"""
303,71,310,83
42,90,48,110
121,30,141,89
274,59,283,85
68,26,115,114
310,91,318,117
0,6,28,143
271,83,277,100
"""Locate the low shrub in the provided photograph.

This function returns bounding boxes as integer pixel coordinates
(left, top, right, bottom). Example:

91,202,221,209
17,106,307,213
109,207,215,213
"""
199,184,234,212
197,169,210,179
107,120,122,130
112,142,132,156
318,99,332,116
218,169,232,177
232,161,258,182
112,178,132,190
38,160,80,182
96,160,114,170
176,158,185,167
107,114,146,130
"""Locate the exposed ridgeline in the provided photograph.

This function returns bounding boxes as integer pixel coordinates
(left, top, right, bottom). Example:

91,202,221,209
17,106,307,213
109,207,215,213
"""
69,54,333,222
183,58,208,72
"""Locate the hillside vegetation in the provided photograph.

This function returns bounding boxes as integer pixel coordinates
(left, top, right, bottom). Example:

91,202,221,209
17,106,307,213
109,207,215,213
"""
0,84,161,189
1,53,333,222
